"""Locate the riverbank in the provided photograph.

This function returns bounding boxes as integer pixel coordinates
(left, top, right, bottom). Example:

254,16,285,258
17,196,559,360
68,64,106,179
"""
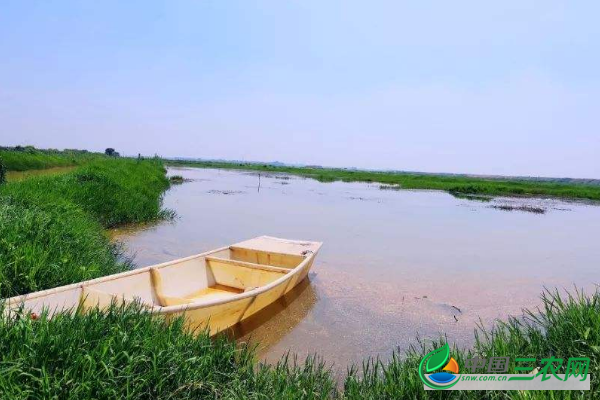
166,159,600,201
0,158,170,297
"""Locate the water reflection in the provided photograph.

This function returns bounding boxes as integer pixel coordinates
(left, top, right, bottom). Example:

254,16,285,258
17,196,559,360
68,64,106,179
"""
230,277,318,357
113,167,600,370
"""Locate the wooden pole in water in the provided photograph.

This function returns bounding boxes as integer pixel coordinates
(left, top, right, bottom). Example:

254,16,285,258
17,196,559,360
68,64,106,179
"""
258,173,261,192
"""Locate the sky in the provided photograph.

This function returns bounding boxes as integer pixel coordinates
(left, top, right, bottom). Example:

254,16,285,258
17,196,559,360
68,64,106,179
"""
1,1,598,178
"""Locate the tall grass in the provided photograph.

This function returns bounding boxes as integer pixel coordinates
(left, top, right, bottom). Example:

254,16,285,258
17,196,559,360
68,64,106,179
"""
0,303,336,400
0,289,597,399
0,158,171,298
167,160,600,201
1,158,171,228
0,199,126,298
0,147,105,171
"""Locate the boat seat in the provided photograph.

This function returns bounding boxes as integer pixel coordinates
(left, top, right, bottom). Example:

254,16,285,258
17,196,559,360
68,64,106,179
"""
150,267,242,307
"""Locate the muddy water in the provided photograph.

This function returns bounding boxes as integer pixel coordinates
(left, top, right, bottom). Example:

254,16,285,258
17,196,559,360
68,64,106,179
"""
111,167,600,369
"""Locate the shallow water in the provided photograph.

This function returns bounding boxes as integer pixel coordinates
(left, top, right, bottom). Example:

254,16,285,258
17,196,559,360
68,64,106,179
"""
111,167,600,369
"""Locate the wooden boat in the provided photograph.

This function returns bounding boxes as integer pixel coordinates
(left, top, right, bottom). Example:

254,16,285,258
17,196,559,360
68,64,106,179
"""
4,236,322,335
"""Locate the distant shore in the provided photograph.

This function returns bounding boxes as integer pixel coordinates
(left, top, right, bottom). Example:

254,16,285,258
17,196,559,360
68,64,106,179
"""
165,159,600,201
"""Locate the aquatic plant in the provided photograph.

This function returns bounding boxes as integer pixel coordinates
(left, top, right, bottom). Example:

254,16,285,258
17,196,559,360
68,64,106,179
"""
489,204,546,214
169,175,185,184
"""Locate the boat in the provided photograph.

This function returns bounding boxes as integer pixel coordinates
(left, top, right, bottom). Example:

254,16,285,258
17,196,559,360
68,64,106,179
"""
4,236,322,335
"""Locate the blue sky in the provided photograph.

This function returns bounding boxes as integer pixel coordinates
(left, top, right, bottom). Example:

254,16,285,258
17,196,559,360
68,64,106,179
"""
1,1,598,178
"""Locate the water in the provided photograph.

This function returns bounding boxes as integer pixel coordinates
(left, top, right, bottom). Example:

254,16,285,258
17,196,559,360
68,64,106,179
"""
111,167,600,369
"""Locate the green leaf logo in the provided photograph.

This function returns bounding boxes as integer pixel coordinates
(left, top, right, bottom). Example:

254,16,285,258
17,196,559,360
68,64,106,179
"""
426,343,450,372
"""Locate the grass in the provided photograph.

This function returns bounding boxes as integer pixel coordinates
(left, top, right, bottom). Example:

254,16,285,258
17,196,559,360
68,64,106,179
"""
0,158,171,298
1,158,171,228
0,302,335,400
0,289,597,399
0,199,127,298
167,160,600,201
0,146,106,171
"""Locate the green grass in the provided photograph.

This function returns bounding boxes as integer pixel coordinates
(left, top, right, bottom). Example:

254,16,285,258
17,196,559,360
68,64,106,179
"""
1,158,171,228
0,302,335,400
0,199,127,298
0,289,597,399
0,146,106,171
167,160,600,201
0,158,171,298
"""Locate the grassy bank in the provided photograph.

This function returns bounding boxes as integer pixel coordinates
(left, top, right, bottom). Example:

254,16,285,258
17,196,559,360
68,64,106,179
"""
0,289,596,399
0,158,170,298
0,146,106,171
0,302,334,400
167,160,600,201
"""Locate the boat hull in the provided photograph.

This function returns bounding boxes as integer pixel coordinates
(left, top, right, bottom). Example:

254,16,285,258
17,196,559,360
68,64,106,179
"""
4,236,322,335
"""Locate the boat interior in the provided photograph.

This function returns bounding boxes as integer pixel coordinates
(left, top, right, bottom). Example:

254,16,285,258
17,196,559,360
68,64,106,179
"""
81,245,308,310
